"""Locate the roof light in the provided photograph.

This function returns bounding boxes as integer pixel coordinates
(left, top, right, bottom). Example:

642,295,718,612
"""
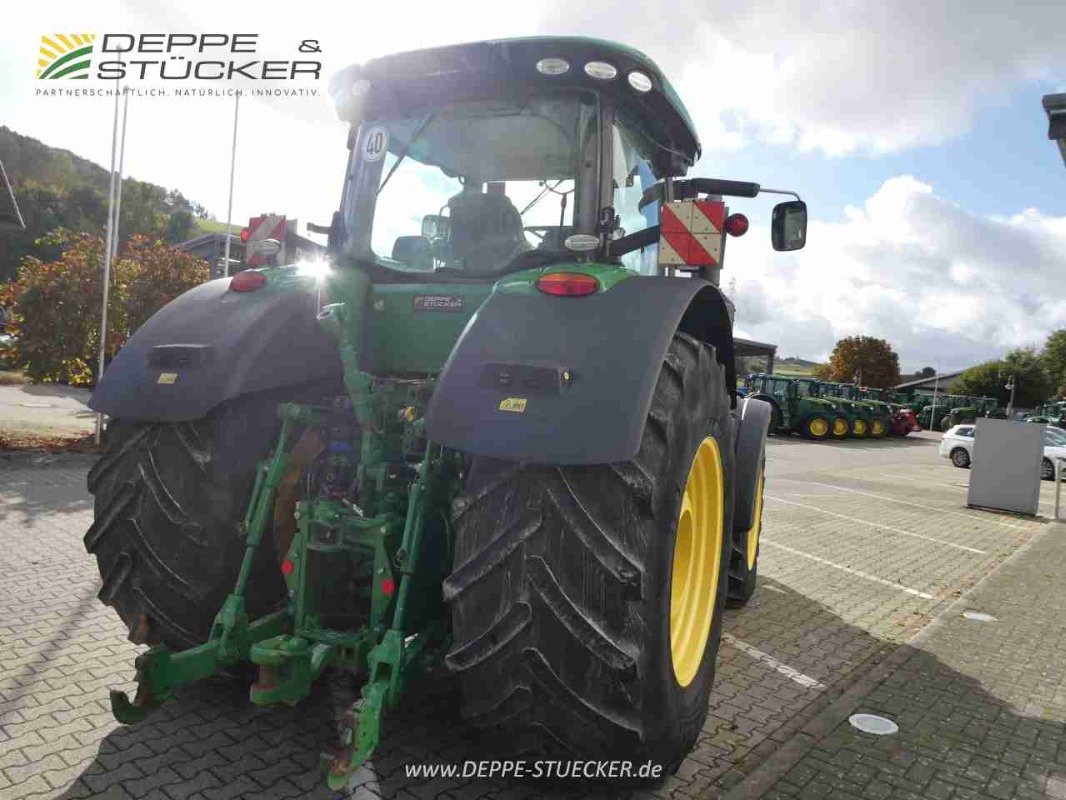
627,71,652,93
230,270,267,292
584,61,617,80
535,272,600,297
536,57,570,76
724,213,749,237
350,78,371,98
564,233,599,252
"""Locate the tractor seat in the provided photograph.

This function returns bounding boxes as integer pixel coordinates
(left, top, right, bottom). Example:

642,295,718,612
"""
446,189,530,274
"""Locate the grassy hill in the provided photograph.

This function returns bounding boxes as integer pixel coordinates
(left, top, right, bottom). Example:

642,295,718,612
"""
772,357,821,377
0,126,214,282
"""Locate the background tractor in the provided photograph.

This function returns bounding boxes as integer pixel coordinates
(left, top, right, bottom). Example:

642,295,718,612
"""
745,374,849,440
1025,400,1066,427
860,387,920,436
84,38,807,787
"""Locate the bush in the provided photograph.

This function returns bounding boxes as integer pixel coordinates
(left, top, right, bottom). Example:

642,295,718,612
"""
0,230,208,386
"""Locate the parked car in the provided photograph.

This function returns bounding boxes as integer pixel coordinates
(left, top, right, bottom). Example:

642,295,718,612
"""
940,424,1066,479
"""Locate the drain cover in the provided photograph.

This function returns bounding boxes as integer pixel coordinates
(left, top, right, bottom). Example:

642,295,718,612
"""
962,610,997,622
848,713,898,735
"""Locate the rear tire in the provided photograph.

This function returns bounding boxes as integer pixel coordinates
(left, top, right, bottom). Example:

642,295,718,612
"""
445,333,734,770
1042,458,1055,481
950,447,971,469
851,418,868,439
870,417,890,439
85,393,295,648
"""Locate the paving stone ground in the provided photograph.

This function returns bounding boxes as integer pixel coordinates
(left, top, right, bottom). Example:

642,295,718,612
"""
0,431,1061,799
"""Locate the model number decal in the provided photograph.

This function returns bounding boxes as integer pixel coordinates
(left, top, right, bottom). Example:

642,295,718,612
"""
413,295,464,312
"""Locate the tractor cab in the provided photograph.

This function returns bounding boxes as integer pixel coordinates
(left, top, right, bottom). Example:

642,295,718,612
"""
328,37,805,283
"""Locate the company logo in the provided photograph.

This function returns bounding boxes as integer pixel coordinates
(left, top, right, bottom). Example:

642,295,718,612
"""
38,34,96,80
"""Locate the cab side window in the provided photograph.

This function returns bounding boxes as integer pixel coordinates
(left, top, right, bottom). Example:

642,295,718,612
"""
611,120,658,274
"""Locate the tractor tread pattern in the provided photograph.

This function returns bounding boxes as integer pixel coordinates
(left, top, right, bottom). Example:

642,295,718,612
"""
447,332,720,761
85,406,284,649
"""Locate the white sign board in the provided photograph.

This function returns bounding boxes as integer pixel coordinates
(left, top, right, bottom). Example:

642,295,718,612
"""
967,418,1044,516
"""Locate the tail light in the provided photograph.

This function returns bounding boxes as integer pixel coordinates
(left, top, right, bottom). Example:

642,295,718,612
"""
535,272,599,297
230,270,267,292
724,213,749,237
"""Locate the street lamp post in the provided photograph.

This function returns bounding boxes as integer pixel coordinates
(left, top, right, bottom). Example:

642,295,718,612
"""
1005,376,1017,418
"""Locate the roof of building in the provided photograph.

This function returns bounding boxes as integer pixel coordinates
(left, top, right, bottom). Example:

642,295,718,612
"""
734,337,777,357
894,370,966,390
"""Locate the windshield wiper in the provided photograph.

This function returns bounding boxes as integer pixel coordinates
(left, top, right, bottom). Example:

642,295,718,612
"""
377,112,436,195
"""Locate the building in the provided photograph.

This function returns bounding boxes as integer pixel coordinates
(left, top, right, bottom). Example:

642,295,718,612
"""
734,337,777,374
178,219,326,278
894,370,966,397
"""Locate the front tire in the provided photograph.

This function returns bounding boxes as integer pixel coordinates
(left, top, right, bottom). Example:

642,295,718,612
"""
85,394,294,648
802,415,831,441
1043,458,1055,481
831,417,850,440
445,333,734,771
870,417,890,439
727,456,763,608
851,418,868,439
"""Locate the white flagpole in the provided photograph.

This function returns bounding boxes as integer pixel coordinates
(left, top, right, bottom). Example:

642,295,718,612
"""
109,89,129,266
223,91,241,277
95,84,122,445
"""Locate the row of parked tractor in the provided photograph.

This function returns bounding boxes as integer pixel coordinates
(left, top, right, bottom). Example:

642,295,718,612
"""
743,373,1005,441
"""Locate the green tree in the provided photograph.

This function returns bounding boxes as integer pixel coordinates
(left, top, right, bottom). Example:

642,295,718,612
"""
954,349,1052,408
826,336,901,388
1042,329,1066,395
917,366,935,378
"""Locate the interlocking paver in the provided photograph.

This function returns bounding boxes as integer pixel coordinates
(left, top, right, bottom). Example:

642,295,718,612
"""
3,435,1063,799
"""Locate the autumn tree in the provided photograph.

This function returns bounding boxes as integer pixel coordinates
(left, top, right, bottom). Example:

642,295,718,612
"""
0,229,207,385
825,336,901,388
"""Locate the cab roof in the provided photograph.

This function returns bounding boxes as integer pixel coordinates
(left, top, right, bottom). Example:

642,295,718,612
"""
330,36,701,177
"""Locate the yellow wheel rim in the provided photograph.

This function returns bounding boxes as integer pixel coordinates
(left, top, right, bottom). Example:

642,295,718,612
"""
853,419,867,435
746,473,764,570
833,418,848,437
872,420,885,436
809,418,829,437
670,437,724,688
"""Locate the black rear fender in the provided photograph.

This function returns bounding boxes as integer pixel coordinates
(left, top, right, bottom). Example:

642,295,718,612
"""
425,275,735,465
89,277,342,422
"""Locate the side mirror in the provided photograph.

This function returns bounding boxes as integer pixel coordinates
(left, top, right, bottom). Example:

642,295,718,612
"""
771,200,807,251
421,214,450,241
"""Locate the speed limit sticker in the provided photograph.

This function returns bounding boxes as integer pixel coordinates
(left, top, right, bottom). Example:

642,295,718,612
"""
362,126,389,162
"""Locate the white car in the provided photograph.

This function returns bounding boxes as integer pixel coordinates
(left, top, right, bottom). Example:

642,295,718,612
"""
940,424,1066,480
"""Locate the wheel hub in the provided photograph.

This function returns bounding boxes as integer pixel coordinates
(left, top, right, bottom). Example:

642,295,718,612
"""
670,437,724,687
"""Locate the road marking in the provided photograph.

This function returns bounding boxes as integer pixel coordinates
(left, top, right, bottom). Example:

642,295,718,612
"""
782,479,1030,531
761,540,936,599
722,633,825,690
765,495,986,554
761,584,787,594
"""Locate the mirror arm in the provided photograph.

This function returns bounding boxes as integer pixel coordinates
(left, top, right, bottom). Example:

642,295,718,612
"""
609,225,660,257
758,187,803,201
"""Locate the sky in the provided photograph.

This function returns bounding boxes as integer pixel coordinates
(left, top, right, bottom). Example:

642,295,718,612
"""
3,0,1065,372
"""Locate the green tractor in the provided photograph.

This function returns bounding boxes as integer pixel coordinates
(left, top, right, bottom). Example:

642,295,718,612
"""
84,38,807,787
814,382,880,438
745,374,850,440
1025,400,1066,428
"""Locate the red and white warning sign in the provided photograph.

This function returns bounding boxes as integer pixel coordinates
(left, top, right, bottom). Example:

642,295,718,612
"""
658,200,725,269
242,214,287,267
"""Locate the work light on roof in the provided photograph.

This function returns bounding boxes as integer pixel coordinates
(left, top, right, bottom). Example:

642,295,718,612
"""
627,71,652,93
583,61,617,80
535,57,570,76
350,79,371,98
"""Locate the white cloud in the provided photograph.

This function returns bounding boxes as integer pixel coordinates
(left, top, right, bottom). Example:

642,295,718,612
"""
726,176,1066,371
532,0,1066,155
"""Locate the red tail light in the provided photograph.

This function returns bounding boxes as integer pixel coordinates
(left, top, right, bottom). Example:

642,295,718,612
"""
230,270,267,292
535,272,599,297
724,213,749,237
239,227,251,242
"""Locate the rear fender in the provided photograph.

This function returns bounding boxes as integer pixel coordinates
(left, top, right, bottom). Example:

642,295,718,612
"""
425,275,735,465
732,397,771,532
89,275,342,422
